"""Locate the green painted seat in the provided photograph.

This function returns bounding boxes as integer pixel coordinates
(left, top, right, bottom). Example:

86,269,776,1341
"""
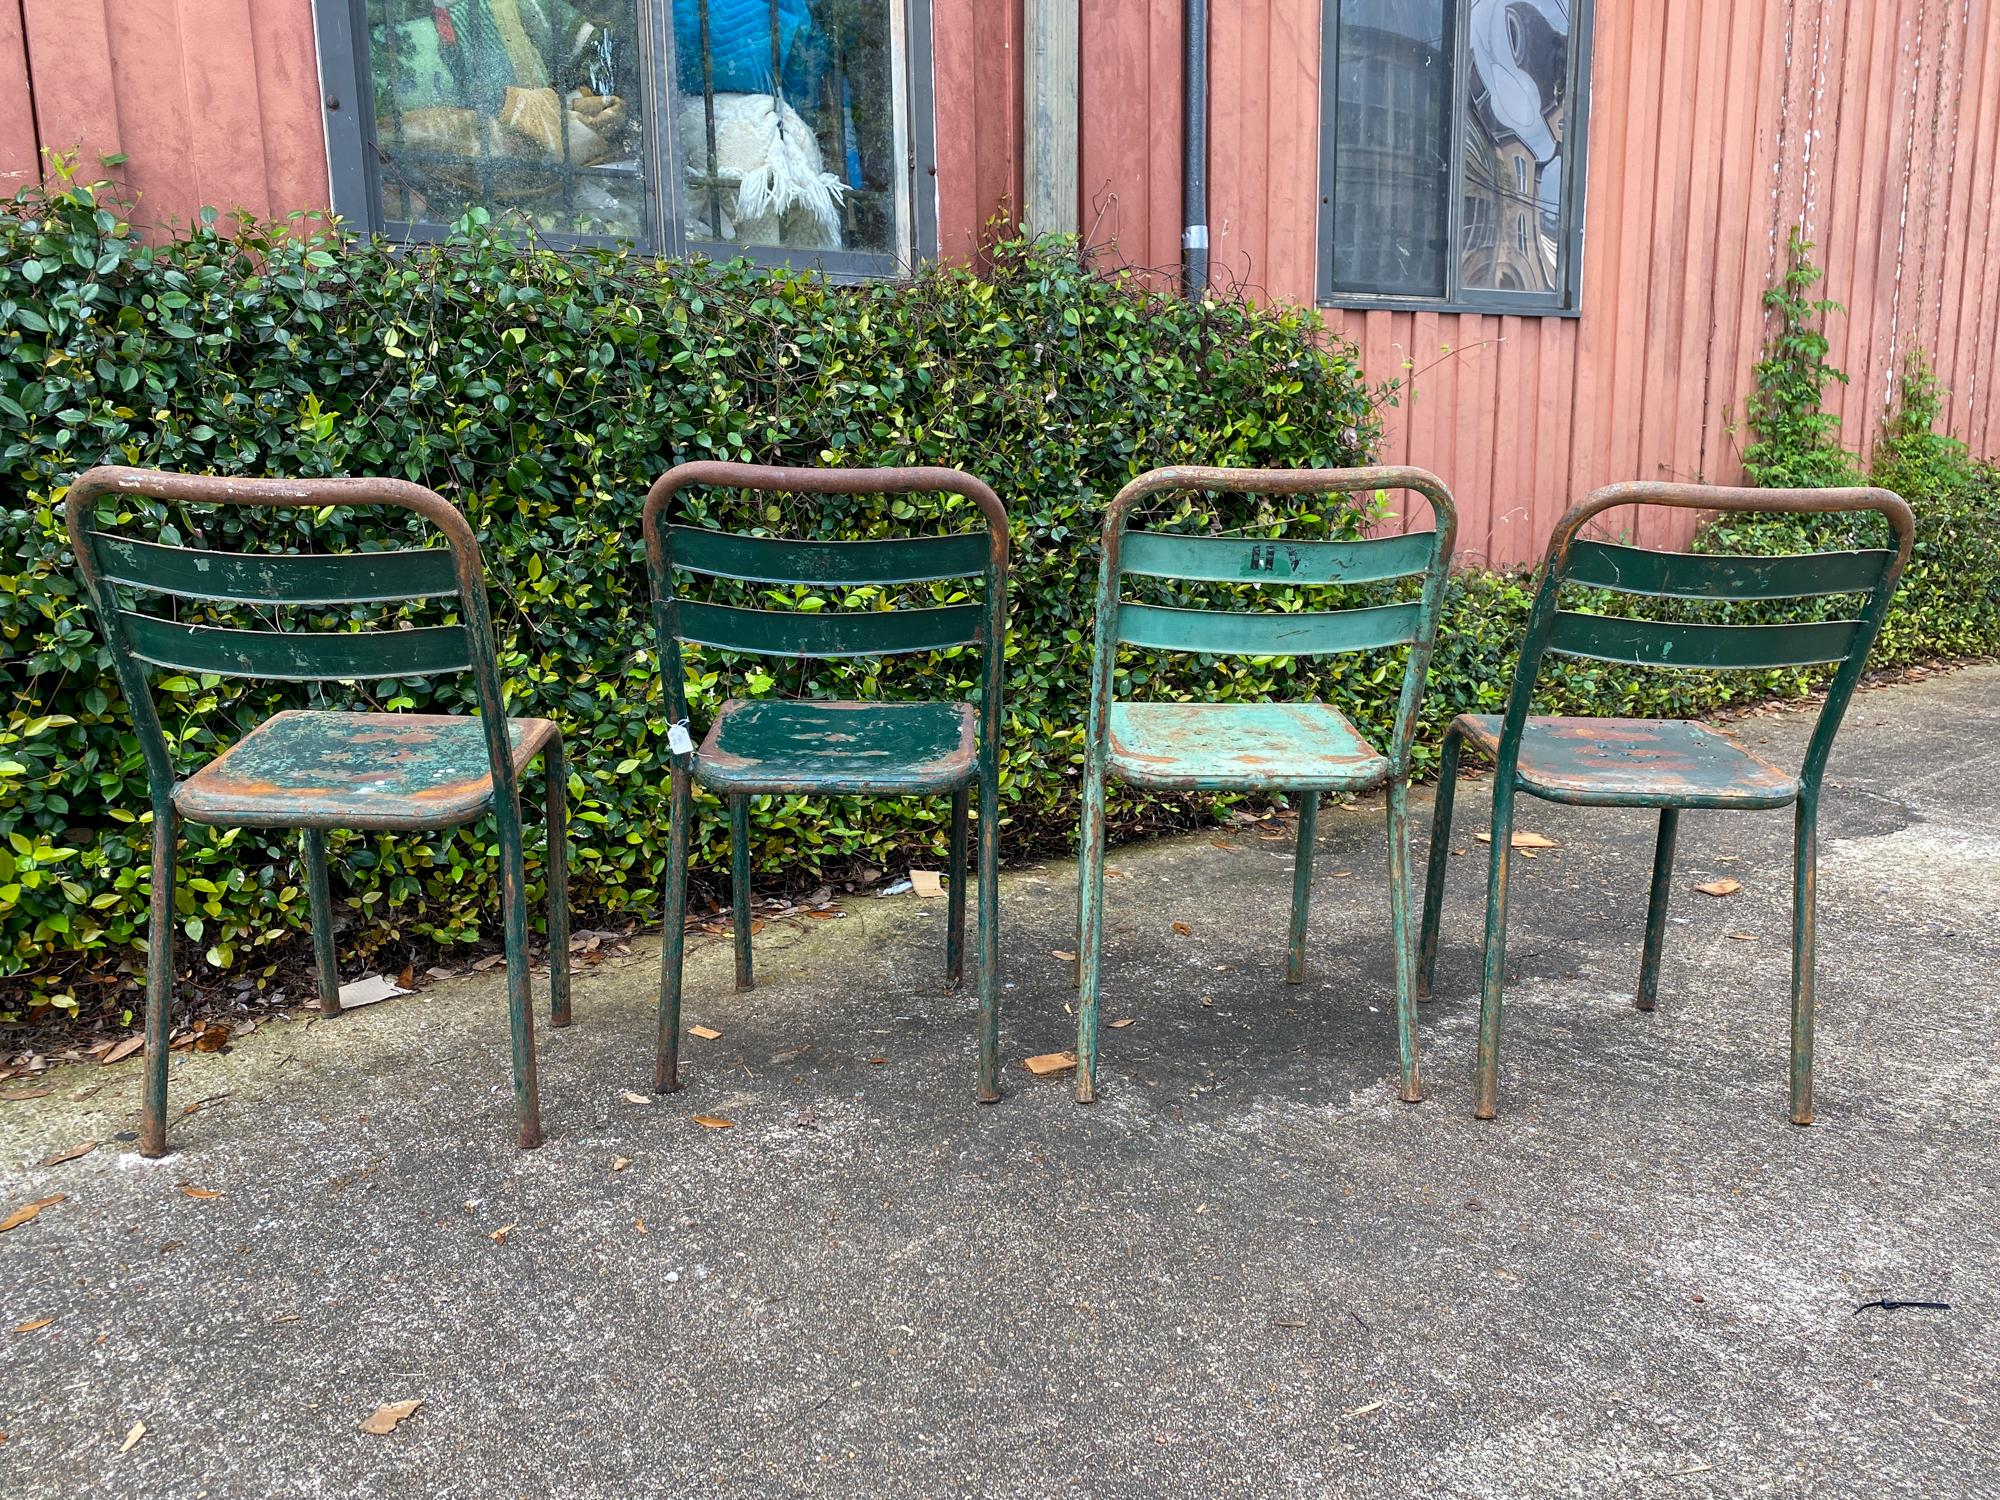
66,467,570,1158
643,462,1009,1102
1074,466,1458,1107
1106,702,1390,792
694,699,976,795
1418,481,1914,1126
1448,714,1797,809
177,710,559,828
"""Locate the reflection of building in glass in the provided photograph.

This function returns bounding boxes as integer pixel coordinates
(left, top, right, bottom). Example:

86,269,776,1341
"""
1328,0,1451,297
1460,0,1568,293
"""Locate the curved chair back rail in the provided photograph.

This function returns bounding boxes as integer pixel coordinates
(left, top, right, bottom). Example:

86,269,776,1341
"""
1090,464,1459,777
63,466,517,810
639,460,1011,1104
1496,481,1914,793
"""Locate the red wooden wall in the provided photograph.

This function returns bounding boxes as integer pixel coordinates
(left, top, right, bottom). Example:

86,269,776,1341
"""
7,2,1997,566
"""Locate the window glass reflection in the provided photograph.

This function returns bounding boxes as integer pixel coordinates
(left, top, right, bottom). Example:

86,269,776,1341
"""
1460,0,1570,293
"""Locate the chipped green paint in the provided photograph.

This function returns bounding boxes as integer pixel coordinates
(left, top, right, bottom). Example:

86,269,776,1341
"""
1417,480,1914,1127
643,461,1009,1103
65,466,572,1157
1074,465,1459,1109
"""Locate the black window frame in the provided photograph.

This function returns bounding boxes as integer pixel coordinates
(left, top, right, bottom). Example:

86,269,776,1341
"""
1314,0,1593,317
313,0,939,277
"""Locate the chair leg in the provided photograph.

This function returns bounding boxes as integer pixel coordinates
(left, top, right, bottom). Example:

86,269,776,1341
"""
1417,726,1463,999
1472,779,1520,1121
1636,807,1680,1013
301,828,342,1018
545,736,573,1028
945,784,969,991
139,806,178,1159
729,793,754,992
654,766,693,1094
1386,778,1424,1103
975,767,1002,1103
1789,795,1819,1126
1286,791,1320,985
498,796,542,1150
1074,767,1110,1103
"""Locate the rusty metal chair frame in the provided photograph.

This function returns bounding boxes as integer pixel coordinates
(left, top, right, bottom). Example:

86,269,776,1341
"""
1417,481,1913,1125
1074,466,1459,1105
65,466,570,1155
643,461,1010,1100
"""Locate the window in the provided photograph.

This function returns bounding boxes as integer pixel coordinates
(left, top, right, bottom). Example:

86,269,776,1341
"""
1316,0,1591,312
315,0,937,275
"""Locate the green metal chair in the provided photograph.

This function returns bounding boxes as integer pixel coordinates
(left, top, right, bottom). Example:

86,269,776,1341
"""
643,461,1009,1100
1074,465,1459,1104
65,466,570,1156
1417,481,1914,1125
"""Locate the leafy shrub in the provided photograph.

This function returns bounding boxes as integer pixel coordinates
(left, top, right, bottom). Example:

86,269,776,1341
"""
3,174,1390,1014
1741,229,1862,488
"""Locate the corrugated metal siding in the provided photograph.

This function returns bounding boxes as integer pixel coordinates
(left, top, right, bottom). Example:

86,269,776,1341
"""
1082,0,2000,565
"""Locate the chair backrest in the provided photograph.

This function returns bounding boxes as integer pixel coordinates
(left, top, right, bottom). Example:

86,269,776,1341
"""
1495,481,1914,794
1088,465,1459,773
64,466,514,810
641,460,1009,741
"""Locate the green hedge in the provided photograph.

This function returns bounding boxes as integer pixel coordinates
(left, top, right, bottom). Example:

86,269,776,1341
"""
3,176,1996,1022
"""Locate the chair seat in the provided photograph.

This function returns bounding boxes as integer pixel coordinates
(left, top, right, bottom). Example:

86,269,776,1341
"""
693,699,978,795
175,710,557,829
1105,701,1391,791
1454,714,1799,808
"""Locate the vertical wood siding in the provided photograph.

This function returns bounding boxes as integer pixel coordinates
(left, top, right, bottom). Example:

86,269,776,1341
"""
12,2,1998,565
1082,0,2000,564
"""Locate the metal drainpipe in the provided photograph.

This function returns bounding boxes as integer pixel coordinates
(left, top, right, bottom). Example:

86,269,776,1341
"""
1182,0,1210,296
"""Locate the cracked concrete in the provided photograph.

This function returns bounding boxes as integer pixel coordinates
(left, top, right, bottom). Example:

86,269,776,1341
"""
1,665,1996,1498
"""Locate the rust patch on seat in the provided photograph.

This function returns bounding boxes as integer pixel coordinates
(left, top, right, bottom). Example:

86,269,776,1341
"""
1454,713,1797,807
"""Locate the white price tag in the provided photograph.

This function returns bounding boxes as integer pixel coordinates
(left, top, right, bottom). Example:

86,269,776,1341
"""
667,722,694,756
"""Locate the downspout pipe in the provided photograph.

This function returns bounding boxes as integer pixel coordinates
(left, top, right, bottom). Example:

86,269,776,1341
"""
1182,0,1209,296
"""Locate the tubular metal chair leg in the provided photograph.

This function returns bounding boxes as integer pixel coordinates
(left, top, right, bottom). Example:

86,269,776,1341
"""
302,827,342,1018
499,803,542,1150
655,766,692,1093
1387,778,1424,1103
139,806,179,1159
1074,769,1110,1104
1286,791,1319,985
1789,795,1819,1126
975,769,1001,1102
1417,726,1463,999
1472,781,1520,1121
946,785,969,990
730,793,753,992
546,736,573,1028
1636,807,1680,1013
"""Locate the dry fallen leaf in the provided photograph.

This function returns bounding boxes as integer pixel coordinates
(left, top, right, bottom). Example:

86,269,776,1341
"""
0,1195,65,1233
909,870,944,899
621,1090,653,1105
1108,1018,1136,1030
1171,921,1192,936
1474,831,1560,850
2,1087,53,1102
119,1421,147,1453
689,1024,722,1041
1051,949,1077,963
41,1140,97,1168
14,1317,54,1333
866,1056,887,1066
1200,995,1214,1008
1696,878,1743,898
1726,931,1756,941
1339,1400,1384,1420
177,1184,222,1200
1023,1052,1077,1076
610,1157,631,1172
358,1399,423,1436
488,1224,515,1244
691,1115,734,1130
101,1035,144,1066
